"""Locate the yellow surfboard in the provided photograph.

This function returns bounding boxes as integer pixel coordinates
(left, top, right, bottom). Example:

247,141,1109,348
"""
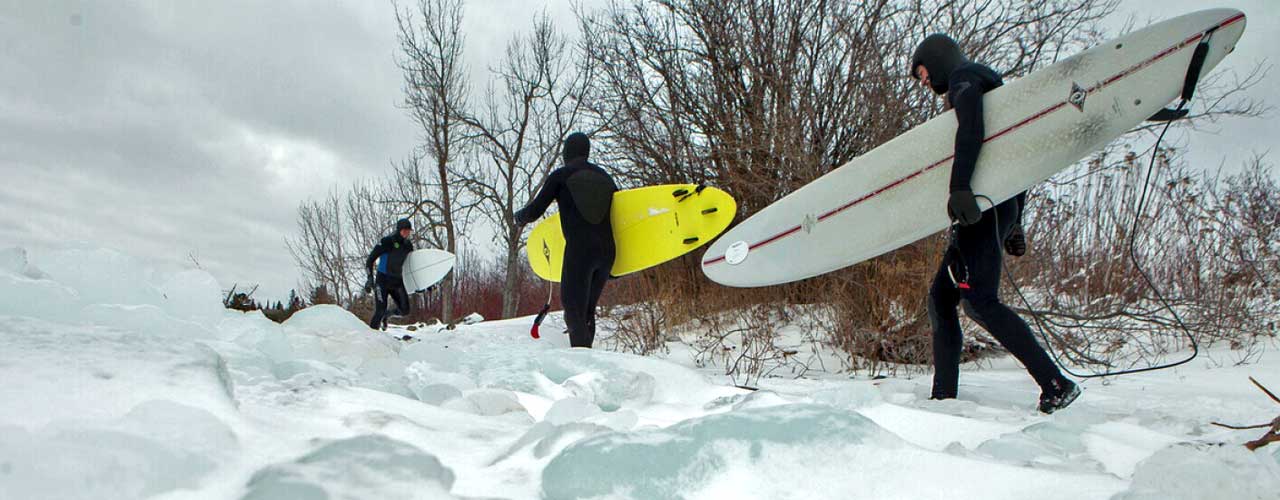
527,184,737,282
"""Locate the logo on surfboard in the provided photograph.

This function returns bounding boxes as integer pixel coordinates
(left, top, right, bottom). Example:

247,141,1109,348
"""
1068,82,1088,111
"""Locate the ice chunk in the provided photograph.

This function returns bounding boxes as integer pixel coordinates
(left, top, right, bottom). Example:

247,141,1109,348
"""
0,272,80,321
972,421,1102,473
543,397,603,425
282,305,405,388
0,401,237,500
465,389,528,417
156,268,225,322
220,310,295,360
1113,442,1280,500
413,384,464,406
283,304,372,333
813,382,884,410
490,421,611,466
561,370,656,411
81,303,215,339
31,246,165,309
1083,422,1180,478
585,409,640,431
242,434,455,500
541,404,900,499
405,361,476,405
0,247,50,279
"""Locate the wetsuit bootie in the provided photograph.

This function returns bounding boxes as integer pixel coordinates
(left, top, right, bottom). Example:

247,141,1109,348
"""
1037,378,1080,414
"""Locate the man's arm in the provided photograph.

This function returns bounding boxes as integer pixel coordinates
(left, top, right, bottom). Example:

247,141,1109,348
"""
948,71,986,192
943,70,988,225
365,238,387,274
514,169,562,225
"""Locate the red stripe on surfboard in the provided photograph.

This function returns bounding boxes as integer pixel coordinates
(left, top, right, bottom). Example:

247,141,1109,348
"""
704,12,1244,268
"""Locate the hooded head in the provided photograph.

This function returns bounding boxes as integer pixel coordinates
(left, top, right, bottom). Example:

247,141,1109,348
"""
395,218,412,236
911,34,968,95
562,132,590,163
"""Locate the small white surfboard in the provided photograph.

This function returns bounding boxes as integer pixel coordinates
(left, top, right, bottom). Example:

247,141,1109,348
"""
701,9,1246,287
401,249,455,293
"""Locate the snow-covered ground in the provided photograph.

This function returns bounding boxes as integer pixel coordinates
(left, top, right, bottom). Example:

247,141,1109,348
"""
2,245,1278,500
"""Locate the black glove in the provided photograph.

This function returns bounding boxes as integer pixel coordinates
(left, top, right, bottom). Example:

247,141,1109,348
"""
363,272,375,294
947,190,982,226
1004,224,1027,257
513,207,534,226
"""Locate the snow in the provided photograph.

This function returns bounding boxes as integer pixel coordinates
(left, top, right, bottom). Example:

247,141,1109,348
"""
1,244,1278,499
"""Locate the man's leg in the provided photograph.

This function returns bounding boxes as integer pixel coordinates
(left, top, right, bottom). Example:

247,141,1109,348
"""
560,245,593,348
929,249,964,399
583,260,611,348
957,212,1065,391
369,275,391,329
389,279,411,317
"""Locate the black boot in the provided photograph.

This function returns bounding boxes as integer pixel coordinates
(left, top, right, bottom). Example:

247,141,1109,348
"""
1037,378,1080,414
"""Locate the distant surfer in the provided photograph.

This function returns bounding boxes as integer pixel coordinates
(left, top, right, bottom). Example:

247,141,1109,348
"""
364,218,415,330
911,34,1079,413
515,133,618,348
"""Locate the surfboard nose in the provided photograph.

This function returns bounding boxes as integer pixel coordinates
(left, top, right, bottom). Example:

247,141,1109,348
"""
1195,9,1246,84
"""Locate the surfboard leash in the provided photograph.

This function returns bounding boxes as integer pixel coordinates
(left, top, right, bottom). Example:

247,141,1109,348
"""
976,28,1220,379
531,239,554,339
981,104,1200,379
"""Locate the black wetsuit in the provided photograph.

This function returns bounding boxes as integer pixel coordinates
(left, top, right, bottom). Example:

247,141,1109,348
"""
928,63,1065,398
516,158,618,348
366,233,413,329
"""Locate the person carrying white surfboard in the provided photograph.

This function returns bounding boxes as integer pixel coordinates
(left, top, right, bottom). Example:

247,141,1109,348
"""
364,218,415,330
514,133,618,348
911,34,1079,414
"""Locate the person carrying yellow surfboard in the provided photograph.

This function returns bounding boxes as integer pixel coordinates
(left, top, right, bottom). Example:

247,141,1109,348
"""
515,133,618,348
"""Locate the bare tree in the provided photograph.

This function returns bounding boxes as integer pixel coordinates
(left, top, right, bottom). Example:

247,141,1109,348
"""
575,0,1119,372
287,191,356,306
395,0,470,322
456,12,594,318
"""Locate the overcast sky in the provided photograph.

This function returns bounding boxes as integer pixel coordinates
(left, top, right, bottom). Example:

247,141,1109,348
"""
0,1,1274,302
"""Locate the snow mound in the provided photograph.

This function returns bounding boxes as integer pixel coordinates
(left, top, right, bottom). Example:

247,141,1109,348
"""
32,247,166,313
281,305,406,392
241,434,455,500
283,304,371,332
540,404,901,499
1112,442,1280,500
0,400,237,500
157,268,226,322
0,246,50,279
0,271,79,320
0,246,225,327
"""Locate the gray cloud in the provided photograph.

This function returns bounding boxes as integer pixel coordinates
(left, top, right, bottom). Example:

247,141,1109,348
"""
0,0,424,300
0,0,1272,302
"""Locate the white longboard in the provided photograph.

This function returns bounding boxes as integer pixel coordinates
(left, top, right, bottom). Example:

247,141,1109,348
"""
401,249,455,293
701,9,1246,287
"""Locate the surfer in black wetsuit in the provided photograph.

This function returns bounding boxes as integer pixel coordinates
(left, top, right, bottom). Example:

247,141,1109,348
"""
365,218,415,330
911,34,1079,414
514,133,618,348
